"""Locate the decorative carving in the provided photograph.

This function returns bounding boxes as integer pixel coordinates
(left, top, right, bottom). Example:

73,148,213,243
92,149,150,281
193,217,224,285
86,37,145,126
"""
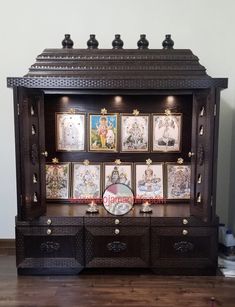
112,34,124,49
40,241,60,254
31,143,38,165
198,144,204,165
107,241,127,253
162,34,174,49
62,34,74,49
137,34,149,49
173,241,194,253
87,34,99,49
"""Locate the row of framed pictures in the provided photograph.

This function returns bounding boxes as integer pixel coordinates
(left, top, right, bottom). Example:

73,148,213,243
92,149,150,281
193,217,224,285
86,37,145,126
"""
46,161,191,201
56,111,182,153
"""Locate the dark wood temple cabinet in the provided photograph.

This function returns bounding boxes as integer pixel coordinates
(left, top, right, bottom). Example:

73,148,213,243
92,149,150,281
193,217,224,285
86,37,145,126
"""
7,34,227,275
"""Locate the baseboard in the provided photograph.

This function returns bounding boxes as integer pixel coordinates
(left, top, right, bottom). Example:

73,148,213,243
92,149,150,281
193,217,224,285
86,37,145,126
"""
0,239,15,255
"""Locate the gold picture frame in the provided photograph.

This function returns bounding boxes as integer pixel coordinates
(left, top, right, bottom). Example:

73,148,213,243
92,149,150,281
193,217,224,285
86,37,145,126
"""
120,113,150,152
55,112,86,152
88,113,118,152
46,162,71,200
152,113,182,152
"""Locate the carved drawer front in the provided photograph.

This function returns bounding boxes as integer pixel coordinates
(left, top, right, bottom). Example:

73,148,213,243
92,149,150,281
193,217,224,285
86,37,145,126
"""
16,226,84,273
151,227,217,269
85,226,150,268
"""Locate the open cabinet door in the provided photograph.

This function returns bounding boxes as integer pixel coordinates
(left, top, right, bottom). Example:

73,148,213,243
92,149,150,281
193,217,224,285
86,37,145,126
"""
14,87,46,220
190,89,216,223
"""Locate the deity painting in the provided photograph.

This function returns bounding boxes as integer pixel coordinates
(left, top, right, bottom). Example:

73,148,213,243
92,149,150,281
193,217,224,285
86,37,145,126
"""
121,115,149,152
89,114,118,152
72,163,101,201
56,113,85,151
166,164,191,200
46,163,70,199
152,114,182,152
104,163,133,190
135,163,164,201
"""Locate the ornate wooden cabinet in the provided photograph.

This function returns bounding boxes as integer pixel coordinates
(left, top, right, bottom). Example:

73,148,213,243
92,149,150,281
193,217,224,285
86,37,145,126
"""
7,34,227,275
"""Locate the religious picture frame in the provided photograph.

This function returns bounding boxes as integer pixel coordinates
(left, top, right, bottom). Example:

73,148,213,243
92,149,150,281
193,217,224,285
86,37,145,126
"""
88,113,118,152
134,162,164,202
103,162,133,190
55,112,86,151
46,162,71,200
152,113,182,152
166,163,191,200
120,113,150,152
72,162,102,202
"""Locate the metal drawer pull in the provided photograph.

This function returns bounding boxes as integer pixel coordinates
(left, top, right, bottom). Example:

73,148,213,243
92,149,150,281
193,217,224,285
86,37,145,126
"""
114,229,120,235
115,219,120,225
182,219,188,225
47,229,52,235
47,219,52,225
182,229,188,236
188,152,195,158
41,151,48,157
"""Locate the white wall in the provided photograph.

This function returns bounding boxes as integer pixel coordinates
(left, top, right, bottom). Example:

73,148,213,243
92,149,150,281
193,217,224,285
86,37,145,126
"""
0,0,235,238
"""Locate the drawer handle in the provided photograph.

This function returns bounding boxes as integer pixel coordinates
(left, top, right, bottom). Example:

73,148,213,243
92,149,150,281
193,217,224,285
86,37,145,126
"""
182,219,188,225
114,229,120,235
188,152,195,158
41,151,48,157
182,229,188,236
47,229,52,235
47,219,52,225
115,219,120,225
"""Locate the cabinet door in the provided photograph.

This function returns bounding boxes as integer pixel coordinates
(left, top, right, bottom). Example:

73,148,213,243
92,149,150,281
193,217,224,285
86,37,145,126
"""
15,87,46,220
190,90,216,223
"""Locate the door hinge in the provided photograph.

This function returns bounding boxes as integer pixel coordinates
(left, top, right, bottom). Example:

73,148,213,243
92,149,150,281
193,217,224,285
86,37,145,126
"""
17,104,20,115
214,104,217,116
211,196,213,207
19,194,23,206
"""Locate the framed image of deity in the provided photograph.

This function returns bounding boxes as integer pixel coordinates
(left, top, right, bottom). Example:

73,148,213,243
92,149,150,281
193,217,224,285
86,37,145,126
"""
120,113,150,152
134,162,164,202
46,162,71,200
103,161,133,190
88,113,118,152
72,162,102,202
55,112,86,151
152,113,182,152
166,163,191,200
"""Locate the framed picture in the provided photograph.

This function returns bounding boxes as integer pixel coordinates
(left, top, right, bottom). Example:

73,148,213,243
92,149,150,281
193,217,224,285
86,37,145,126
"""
103,162,133,190
46,163,71,200
72,162,102,202
135,163,164,201
152,113,182,152
166,163,191,200
120,114,150,152
55,112,86,151
89,113,118,152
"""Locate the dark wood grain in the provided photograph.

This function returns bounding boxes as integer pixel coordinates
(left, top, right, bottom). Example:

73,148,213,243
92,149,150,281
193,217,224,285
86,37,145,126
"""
0,255,235,307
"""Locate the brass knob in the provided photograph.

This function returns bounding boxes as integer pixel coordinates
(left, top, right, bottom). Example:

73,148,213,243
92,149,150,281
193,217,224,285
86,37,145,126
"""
41,151,48,157
182,229,188,236
188,152,195,158
114,229,120,235
47,219,52,225
183,219,188,225
115,219,120,225
47,229,52,235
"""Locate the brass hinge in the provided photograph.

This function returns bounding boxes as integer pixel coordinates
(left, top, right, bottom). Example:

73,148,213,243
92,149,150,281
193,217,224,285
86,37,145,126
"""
17,104,20,115
20,194,23,206
214,104,217,116
211,196,213,207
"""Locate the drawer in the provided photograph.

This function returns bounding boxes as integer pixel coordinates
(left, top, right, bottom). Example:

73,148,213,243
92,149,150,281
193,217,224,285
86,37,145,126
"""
16,216,83,227
84,217,149,227
151,227,217,269
85,226,150,268
16,226,84,273
151,217,210,227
